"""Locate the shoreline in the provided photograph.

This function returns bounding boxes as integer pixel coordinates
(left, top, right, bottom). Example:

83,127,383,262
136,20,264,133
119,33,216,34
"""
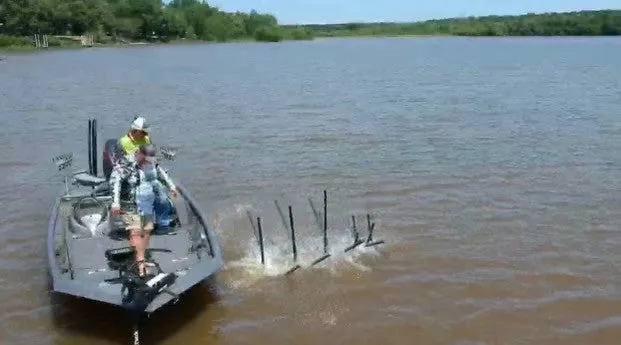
1,33,618,55
0,36,288,54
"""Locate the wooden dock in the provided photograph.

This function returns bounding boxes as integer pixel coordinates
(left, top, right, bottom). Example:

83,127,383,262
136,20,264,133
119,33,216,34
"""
34,34,49,48
53,35,95,47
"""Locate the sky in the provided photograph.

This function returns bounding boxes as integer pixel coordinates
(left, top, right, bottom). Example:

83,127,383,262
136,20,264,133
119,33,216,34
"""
207,0,620,25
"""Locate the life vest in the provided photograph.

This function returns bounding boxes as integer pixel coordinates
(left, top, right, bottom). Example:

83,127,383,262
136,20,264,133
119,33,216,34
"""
119,133,151,156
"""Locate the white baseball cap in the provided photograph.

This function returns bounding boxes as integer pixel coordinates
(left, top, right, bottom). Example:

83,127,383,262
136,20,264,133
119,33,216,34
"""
131,116,150,133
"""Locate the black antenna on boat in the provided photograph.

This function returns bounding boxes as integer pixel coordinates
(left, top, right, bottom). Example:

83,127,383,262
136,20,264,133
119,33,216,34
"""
92,118,98,176
87,118,98,176
88,119,92,175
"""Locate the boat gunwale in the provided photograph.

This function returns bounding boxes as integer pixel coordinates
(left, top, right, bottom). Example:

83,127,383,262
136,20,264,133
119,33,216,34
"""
47,191,64,285
175,181,219,258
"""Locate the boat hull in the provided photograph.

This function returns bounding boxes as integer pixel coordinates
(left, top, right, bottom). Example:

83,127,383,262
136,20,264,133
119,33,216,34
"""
47,182,224,314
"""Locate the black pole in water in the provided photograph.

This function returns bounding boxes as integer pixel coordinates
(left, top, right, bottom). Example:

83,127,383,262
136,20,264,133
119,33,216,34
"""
285,205,302,275
257,217,265,265
366,213,373,243
344,214,364,253
310,190,331,266
288,206,297,262
364,213,385,247
352,215,359,242
323,190,328,254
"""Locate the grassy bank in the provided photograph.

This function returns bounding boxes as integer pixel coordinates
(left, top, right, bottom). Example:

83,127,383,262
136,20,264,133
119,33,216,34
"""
0,29,315,54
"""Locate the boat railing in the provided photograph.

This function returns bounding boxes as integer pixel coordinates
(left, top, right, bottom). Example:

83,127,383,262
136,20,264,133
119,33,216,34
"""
60,215,75,279
177,183,216,259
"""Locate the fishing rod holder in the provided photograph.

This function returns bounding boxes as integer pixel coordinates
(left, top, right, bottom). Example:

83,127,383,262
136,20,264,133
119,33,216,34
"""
159,146,177,161
247,189,386,276
53,153,74,171
52,152,75,195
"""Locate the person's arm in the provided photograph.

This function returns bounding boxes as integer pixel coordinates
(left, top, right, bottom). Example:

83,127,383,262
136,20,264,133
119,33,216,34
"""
110,164,127,213
156,164,177,196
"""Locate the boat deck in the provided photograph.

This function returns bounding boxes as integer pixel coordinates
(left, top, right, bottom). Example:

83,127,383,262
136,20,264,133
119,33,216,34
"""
48,120,224,316
50,188,222,312
66,228,202,282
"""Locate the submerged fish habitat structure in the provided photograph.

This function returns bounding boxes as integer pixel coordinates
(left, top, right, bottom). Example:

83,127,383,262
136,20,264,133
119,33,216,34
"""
246,190,386,275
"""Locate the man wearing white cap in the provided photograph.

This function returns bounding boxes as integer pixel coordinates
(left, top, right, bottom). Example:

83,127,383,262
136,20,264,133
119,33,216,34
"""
118,116,152,157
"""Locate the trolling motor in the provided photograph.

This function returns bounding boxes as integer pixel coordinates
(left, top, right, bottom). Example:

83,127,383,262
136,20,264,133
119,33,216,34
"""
102,246,179,313
120,268,178,312
120,263,177,345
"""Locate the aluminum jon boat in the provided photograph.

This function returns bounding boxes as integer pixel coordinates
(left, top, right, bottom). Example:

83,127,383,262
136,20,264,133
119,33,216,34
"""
47,119,224,343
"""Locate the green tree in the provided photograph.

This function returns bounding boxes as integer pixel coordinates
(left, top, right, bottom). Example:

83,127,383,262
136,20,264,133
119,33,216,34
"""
254,25,282,42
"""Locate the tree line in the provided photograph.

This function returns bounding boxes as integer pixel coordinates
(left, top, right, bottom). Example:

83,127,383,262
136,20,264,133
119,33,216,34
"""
286,10,621,37
0,4,619,48
0,0,311,44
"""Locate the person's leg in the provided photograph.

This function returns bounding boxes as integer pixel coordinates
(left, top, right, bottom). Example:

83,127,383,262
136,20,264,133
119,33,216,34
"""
122,213,140,247
135,216,154,277
122,213,146,275
135,183,156,277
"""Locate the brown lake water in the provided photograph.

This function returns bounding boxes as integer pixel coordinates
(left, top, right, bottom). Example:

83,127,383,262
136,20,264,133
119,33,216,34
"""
1,36,621,345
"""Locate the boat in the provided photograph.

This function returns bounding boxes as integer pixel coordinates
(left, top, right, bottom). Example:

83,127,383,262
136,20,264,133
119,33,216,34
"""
47,119,224,342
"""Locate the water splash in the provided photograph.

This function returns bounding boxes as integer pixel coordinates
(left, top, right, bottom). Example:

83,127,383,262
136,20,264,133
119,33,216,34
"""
211,202,385,290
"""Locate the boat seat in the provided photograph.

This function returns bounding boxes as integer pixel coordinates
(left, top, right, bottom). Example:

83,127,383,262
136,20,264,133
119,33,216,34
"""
92,180,110,194
73,172,108,188
69,197,110,238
